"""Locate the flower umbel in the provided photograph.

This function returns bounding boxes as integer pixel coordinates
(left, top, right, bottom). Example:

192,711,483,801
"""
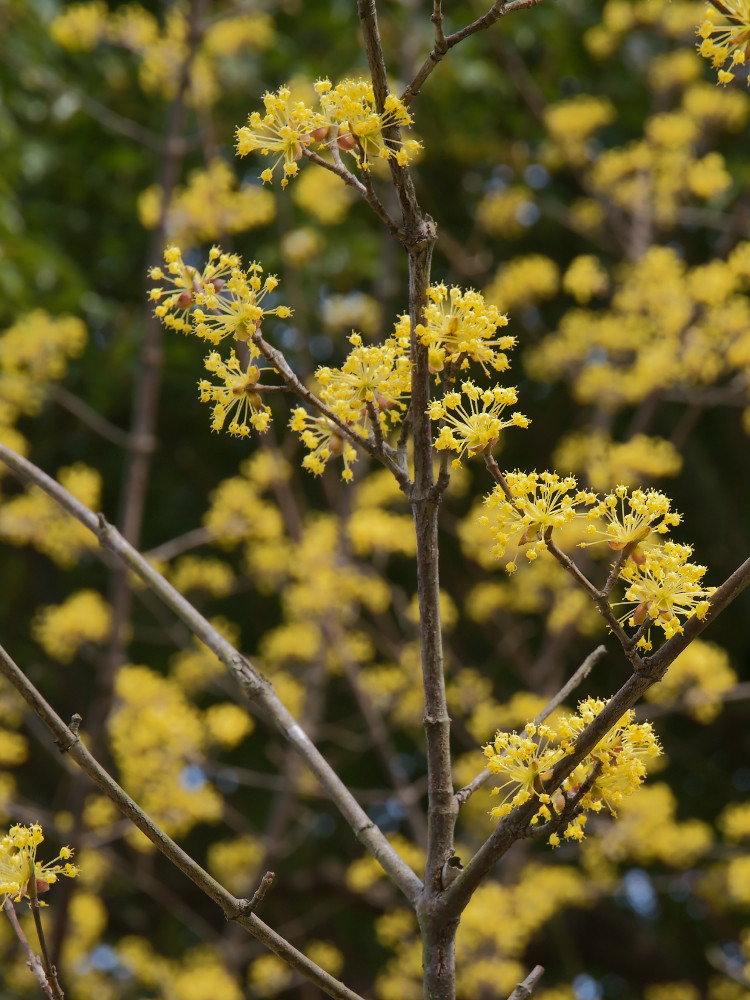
582,485,681,553
289,408,359,482
698,0,750,85
316,333,411,428
0,823,78,903
235,85,323,187
150,246,292,345
617,541,714,650
316,77,422,169
148,245,239,335
480,471,596,572
429,380,529,468
484,722,569,819
199,348,273,437
400,283,516,375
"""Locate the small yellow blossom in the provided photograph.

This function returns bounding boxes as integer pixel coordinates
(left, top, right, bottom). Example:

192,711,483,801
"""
289,408,359,481
402,283,515,374
429,381,528,468
484,723,570,818
617,541,714,649
235,85,323,187
148,245,240,336
316,333,411,427
698,1,750,86
0,823,79,902
198,349,273,437
480,471,596,571
316,77,421,169
582,485,681,553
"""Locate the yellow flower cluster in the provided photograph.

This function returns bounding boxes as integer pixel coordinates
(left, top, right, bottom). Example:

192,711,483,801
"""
50,2,274,107
150,246,293,438
484,697,661,842
581,485,682,551
484,255,560,313
0,464,101,567
199,349,272,438
149,246,291,344
0,823,78,902
698,0,750,85
109,665,251,844
236,78,421,187
289,410,359,481
618,541,713,649
553,431,682,491
644,638,737,722
0,312,87,443
289,332,411,480
480,471,596,572
429,382,529,468
399,283,516,375
528,243,750,410
542,95,617,168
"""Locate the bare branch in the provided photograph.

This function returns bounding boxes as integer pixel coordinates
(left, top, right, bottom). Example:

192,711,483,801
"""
0,444,423,905
402,0,548,105
4,900,56,999
302,148,402,236
506,965,545,1000
0,642,373,1000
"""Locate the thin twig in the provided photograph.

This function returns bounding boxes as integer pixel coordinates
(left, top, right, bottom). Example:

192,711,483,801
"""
3,900,55,999
0,444,422,904
401,0,548,105
302,148,401,236
0,643,372,1000
247,872,276,913
506,964,545,1000
27,879,63,1000
49,386,132,448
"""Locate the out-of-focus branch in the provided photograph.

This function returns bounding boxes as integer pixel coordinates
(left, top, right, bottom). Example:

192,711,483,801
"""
49,386,132,448
0,644,370,1000
0,443,423,905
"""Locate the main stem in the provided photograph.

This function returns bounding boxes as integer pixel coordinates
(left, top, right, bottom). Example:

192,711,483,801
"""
408,241,459,999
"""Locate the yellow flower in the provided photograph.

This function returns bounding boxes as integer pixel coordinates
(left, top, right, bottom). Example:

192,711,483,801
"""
697,1,750,85
582,485,681,552
316,333,411,427
484,723,569,819
405,283,515,374
617,541,714,650
0,823,79,902
429,380,528,468
316,77,421,169
198,349,273,437
480,471,595,570
148,245,240,336
150,247,291,344
235,85,323,187
289,408,359,482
